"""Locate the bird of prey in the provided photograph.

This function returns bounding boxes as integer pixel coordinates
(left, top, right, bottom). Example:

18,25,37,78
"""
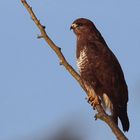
70,18,129,132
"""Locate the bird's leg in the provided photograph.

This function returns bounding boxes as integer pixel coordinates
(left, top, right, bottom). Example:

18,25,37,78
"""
84,84,101,108
87,95,101,109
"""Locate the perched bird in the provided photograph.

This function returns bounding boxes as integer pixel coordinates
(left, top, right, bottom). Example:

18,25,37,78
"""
70,18,129,132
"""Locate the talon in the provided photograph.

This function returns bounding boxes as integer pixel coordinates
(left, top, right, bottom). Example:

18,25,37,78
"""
94,114,98,120
87,95,101,108
92,106,95,110
87,96,94,103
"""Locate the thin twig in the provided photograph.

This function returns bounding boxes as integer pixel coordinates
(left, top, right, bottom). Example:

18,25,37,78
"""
21,1,128,140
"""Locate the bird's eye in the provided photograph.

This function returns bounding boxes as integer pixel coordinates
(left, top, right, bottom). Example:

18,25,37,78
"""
78,23,83,27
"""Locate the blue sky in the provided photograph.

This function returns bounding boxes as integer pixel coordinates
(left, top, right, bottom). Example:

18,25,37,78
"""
0,0,140,140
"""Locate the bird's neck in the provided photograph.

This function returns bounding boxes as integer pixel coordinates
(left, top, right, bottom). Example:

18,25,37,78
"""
77,35,88,46
76,36,88,58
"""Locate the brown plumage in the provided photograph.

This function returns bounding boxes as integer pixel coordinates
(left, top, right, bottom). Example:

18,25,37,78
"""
70,18,129,132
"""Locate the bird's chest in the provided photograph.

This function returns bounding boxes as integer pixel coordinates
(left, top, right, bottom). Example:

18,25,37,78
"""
77,47,89,72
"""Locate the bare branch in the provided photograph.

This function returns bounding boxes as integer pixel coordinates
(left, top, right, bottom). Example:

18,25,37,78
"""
21,1,128,140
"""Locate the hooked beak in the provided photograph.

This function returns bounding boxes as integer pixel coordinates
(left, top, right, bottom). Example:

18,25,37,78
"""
70,23,78,30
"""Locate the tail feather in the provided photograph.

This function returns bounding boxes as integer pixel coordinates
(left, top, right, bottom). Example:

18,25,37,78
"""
118,106,130,132
113,105,130,132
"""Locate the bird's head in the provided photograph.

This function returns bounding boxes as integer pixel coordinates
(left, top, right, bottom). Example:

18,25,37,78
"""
70,18,95,36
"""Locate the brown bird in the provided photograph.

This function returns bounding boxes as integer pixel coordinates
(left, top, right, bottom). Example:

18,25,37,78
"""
70,18,129,132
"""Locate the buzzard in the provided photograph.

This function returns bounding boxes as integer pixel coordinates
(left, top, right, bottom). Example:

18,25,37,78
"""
70,18,129,132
